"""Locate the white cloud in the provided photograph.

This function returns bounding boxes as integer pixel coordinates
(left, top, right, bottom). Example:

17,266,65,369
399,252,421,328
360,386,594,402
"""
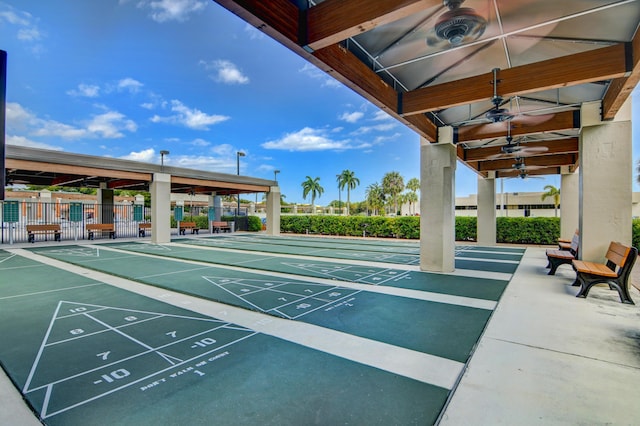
0,4,45,52
121,148,156,162
190,138,210,147
351,122,397,135
262,127,353,152
244,23,264,40
340,111,364,123
299,63,342,88
67,83,101,98
209,143,235,156
86,111,138,138
137,0,207,23
150,100,230,130
372,110,393,121
17,27,42,41
116,78,144,93
200,60,249,85
7,101,136,140
6,135,62,151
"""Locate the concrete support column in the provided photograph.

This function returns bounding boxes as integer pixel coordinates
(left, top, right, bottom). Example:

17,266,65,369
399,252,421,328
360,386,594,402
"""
579,100,632,261
477,174,496,246
150,172,171,244
266,186,281,236
213,195,222,221
560,170,579,240
420,129,457,272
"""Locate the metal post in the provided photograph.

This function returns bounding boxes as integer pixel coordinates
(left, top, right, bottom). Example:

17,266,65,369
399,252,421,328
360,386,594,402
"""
0,50,7,201
236,151,245,218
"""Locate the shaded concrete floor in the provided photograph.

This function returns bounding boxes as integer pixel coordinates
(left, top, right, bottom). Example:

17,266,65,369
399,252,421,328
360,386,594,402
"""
440,247,640,425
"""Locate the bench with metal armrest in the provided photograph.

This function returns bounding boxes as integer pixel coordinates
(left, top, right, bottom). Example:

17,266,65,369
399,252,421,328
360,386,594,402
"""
27,224,61,243
86,223,115,240
179,222,198,235
571,241,637,304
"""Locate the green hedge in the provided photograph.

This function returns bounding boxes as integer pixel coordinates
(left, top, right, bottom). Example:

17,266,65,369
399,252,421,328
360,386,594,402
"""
281,215,562,244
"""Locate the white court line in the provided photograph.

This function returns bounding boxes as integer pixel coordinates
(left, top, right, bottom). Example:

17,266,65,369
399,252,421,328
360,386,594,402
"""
110,244,497,311
10,248,466,390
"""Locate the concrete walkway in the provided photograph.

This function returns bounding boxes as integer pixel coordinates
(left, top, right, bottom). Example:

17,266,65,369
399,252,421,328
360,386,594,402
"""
440,247,640,425
1,241,639,424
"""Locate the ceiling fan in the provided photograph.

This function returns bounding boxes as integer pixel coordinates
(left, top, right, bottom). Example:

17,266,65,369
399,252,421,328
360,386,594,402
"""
487,121,549,159
425,0,487,48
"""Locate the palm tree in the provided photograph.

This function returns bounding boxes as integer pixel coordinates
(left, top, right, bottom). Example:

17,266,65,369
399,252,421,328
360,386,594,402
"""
541,184,561,217
405,177,420,215
337,169,360,215
301,176,324,213
382,171,404,215
365,182,385,216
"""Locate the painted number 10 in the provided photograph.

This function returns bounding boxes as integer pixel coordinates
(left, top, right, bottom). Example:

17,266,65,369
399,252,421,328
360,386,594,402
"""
192,337,217,348
99,369,130,383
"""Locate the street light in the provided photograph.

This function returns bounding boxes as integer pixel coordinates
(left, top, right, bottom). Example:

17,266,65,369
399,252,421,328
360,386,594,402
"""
236,151,245,217
160,150,169,172
274,169,280,182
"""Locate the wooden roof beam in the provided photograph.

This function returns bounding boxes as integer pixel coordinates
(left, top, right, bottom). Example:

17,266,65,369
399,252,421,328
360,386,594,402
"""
304,0,440,51
462,137,579,162
603,29,640,119
456,110,579,143
401,44,629,116
477,153,577,172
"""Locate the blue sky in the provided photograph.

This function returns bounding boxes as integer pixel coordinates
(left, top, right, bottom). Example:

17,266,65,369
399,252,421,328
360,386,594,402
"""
2,0,639,204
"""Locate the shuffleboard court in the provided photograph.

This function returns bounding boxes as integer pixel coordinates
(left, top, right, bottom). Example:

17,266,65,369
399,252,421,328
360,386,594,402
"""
0,250,450,425
178,235,522,272
77,241,509,301
30,245,495,363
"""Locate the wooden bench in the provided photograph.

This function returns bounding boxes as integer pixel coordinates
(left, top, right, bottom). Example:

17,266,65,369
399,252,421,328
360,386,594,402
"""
546,232,579,275
138,222,151,237
212,221,231,233
179,221,198,235
571,241,638,304
558,229,579,251
86,223,116,240
26,224,61,243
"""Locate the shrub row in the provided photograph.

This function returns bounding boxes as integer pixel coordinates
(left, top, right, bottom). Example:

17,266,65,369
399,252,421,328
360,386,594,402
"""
280,215,562,244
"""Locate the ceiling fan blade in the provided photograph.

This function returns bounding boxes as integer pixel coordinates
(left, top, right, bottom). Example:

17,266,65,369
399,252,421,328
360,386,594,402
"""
516,146,549,155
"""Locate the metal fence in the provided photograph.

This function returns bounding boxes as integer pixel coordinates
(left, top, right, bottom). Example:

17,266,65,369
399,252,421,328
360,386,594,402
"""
1,201,152,244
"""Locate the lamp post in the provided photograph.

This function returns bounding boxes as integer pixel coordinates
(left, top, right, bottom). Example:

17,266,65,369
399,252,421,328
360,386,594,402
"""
160,150,169,172
274,169,280,182
236,151,245,217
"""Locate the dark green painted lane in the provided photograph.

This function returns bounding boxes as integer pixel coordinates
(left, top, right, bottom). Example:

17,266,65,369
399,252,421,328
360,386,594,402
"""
178,235,522,272
0,251,448,425
92,242,508,301
30,246,494,363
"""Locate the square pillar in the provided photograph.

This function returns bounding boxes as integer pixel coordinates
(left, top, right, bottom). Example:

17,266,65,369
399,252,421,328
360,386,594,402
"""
266,186,281,236
477,174,496,245
420,129,456,272
560,170,579,240
579,101,632,261
151,173,171,244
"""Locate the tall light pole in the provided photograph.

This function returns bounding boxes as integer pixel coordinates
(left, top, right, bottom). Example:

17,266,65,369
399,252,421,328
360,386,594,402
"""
160,150,169,172
274,169,280,182
236,151,245,217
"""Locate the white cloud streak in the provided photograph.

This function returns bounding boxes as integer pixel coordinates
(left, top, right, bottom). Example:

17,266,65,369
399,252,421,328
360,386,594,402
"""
150,100,230,130
200,60,249,85
262,127,354,152
137,0,207,23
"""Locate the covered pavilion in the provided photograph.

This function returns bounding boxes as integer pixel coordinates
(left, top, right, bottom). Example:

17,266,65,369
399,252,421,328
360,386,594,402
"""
212,0,640,270
4,145,280,241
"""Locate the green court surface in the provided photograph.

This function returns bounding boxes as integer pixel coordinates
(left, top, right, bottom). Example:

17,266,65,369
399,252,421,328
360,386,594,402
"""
0,251,448,425
29,245,493,362
95,241,510,301
177,234,522,273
